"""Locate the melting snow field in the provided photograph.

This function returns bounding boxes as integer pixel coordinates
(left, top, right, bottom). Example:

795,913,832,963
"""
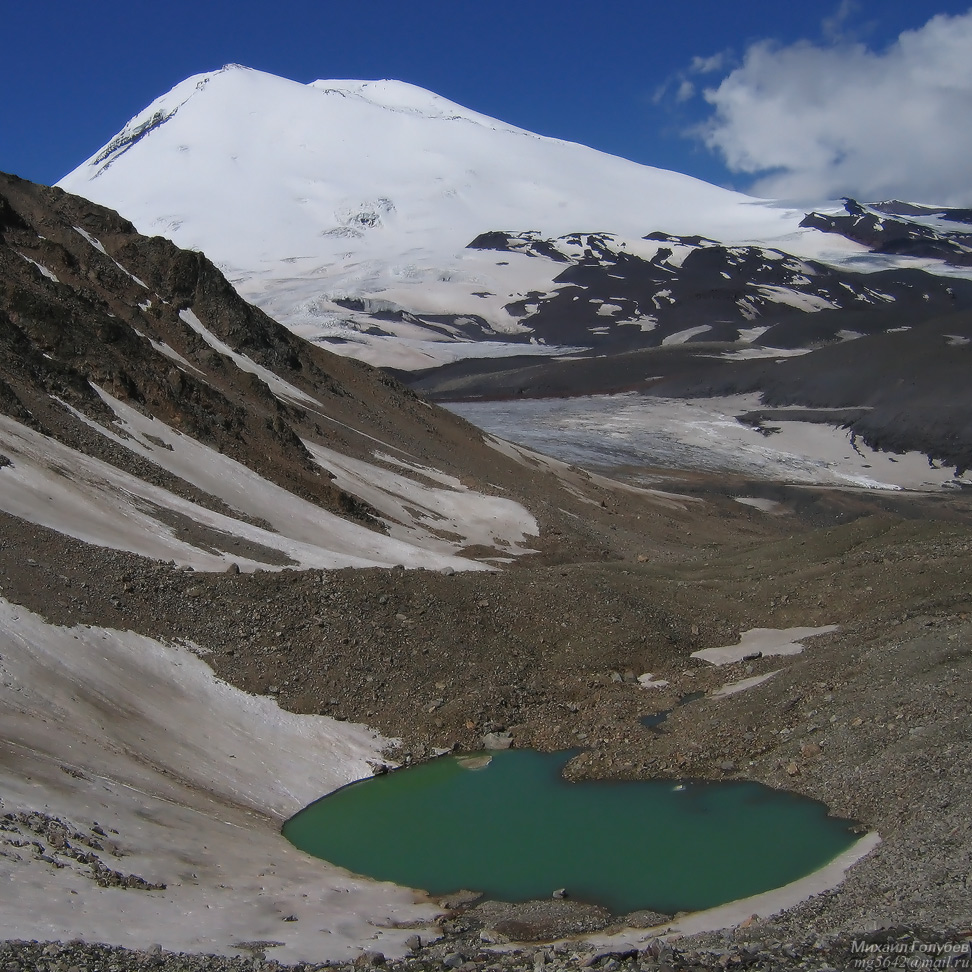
0,395,537,572
0,598,441,961
691,626,840,667
448,394,972,491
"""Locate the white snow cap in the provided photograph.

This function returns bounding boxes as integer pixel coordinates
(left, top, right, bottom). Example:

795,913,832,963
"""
62,64,779,265
58,65,855,365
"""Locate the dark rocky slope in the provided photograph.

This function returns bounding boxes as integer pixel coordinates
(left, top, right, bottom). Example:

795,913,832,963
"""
802,197,972,266
0,171,646,563
458,228,972,350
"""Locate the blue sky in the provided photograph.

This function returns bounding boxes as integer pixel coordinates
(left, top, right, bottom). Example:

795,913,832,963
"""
4,1,972,202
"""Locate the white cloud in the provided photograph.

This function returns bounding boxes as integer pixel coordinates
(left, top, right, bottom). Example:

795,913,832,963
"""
653,49,730,105
821,0,860,43
675,79,696,103
697,9,972,205
690,52,727,75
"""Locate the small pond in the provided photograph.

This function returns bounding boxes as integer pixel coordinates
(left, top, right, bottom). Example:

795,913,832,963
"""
283,749,859,915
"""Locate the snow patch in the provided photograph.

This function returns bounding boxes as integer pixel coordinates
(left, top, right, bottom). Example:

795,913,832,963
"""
17,251,60,282
0,596,440,960
691,626,839,667
73,226,149,288
711,670,782,697
179,308,320,406
637,673,670,690
754,285,836,312
662,326,712,346
733,496,782,512
301,440,539,556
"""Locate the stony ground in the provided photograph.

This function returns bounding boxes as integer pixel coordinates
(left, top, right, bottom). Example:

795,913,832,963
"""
2,926,971,971
1,461,971,969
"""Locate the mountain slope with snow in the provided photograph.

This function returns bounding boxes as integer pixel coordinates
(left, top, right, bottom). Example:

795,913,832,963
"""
6,171,972,963
55,65,972,473
0,171,567,571
60,64,885,366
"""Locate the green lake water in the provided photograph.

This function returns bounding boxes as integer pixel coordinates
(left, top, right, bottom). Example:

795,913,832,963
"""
282,749,859,915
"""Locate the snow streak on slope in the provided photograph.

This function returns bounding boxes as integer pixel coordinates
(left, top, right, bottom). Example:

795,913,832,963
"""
0,393,538,571
59,65,864,363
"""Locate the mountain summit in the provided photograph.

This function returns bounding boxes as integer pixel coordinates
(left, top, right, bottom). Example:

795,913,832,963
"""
60,64,799,255
59,65,864,365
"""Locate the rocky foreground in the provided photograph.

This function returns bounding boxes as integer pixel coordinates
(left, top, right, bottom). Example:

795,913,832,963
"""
3,924,972,971
1,473,971,969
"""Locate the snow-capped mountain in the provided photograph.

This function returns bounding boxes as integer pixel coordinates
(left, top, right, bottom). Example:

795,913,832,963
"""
59,63,894,367
56,65,972,470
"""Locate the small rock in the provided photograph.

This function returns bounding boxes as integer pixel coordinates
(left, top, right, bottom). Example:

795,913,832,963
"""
482,731,513,750
552,887,568,899
441,889,482,909
354,950,385,966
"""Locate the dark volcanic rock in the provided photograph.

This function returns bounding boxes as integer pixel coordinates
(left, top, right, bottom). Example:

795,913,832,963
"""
801,197,972,266
464,228,972,351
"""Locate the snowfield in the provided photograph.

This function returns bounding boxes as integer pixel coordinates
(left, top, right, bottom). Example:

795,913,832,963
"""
0,598,442,961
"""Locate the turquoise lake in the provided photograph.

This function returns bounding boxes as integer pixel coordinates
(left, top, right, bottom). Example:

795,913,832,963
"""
283,749,859,915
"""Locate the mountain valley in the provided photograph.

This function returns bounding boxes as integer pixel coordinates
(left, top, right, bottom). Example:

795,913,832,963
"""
2,65,972,970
